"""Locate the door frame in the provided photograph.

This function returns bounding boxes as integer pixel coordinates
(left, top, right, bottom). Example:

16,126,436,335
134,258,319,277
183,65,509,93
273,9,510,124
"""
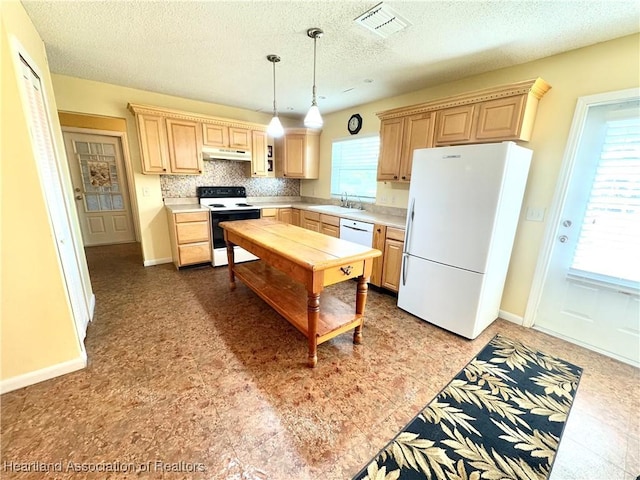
62,126,141,243
524,88,640,331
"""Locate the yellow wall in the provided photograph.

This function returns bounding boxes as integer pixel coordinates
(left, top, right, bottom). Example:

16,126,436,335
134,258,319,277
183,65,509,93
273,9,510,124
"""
1,1,83,381
303,34,640,316
51,75,284,264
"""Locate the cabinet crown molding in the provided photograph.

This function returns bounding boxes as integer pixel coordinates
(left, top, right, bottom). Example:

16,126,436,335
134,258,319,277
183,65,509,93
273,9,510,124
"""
127,103,267,131
376,78,551,120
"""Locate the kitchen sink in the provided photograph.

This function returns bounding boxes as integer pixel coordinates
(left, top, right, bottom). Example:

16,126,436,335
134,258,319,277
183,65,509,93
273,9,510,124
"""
307,205,363,214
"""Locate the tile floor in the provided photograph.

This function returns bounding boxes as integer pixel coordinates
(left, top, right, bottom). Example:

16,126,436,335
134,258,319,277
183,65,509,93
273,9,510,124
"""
1,243,638,479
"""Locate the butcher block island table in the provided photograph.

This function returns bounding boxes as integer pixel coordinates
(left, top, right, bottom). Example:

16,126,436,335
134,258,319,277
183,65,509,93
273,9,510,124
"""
220,218,382,367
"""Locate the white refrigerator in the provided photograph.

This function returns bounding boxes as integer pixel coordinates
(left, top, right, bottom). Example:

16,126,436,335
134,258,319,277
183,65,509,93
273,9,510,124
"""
397,141,532,339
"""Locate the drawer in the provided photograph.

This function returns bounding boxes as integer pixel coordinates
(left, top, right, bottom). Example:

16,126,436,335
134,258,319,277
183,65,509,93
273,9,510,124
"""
321,223,339,238
178,242,211,265
323,261,365,286
176,221,209,244
302,210,320,221
175,211,209,223
261,208,278,218
320,214,340,227
386,227,405,241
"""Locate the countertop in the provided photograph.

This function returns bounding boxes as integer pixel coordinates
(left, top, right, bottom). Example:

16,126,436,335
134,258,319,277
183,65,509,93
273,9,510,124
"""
252,202,407,229
165,201,407,229
164,204,211,214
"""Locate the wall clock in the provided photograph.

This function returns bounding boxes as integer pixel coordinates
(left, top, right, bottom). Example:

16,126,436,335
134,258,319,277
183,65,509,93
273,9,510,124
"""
348,114,362,135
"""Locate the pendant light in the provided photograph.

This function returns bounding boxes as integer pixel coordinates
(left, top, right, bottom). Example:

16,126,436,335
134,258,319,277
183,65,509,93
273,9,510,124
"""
266,54,284,138
303,28,324,129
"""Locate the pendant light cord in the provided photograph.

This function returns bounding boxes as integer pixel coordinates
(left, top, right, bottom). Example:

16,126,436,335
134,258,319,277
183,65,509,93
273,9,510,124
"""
272,59,278,116
311,35,317,106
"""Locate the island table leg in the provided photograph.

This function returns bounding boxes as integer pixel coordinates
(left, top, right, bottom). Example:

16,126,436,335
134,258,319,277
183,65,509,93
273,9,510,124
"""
307,292,320,367
226,242,236,289
353,276,368,344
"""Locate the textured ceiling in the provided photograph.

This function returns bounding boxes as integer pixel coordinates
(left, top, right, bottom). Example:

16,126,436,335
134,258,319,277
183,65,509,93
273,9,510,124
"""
21,0,640,121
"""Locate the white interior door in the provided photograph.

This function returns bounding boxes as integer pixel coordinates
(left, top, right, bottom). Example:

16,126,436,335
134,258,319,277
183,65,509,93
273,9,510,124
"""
63,131,135,246
533,91,640,366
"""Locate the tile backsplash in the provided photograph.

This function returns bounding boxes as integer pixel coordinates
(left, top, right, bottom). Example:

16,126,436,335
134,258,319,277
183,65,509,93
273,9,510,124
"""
160,159,300,198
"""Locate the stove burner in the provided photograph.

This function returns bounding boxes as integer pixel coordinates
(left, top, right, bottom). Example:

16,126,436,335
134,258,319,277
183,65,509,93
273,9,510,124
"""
210,204,225,208
235,203,253,207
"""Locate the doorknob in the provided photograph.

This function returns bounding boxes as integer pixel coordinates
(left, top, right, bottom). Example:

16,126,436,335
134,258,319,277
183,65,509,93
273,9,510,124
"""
75,195,83,200
559,235,568,243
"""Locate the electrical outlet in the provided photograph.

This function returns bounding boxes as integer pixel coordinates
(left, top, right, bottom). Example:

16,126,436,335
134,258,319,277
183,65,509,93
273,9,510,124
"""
380,195,388,203
526,206,545,222
142,187,150,197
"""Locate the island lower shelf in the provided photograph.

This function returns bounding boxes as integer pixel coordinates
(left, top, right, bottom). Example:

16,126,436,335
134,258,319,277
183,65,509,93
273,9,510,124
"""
233,260,363,345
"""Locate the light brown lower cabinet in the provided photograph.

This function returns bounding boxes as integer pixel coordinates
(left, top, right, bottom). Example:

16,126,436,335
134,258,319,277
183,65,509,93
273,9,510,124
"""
370,225,387,287
261,208,277,218
320,214,340,238
292,208,301,227
277,208,293,224
300,210,321,232
370,225,405,292
167,210,211,269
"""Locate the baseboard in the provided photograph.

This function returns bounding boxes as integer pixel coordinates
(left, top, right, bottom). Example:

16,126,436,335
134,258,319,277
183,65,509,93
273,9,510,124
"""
498,309,524,325
143,257,173,267
0,354,87,394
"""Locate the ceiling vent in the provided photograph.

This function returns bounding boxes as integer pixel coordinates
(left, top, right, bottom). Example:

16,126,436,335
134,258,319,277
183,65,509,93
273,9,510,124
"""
354,2,411,39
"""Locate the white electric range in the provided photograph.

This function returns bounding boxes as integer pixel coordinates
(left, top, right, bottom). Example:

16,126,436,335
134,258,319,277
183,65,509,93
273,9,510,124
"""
197,186,260,267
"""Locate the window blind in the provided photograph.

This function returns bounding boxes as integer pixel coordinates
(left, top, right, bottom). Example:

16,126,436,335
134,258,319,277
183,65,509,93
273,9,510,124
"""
570,116,640,284
330,135,380,200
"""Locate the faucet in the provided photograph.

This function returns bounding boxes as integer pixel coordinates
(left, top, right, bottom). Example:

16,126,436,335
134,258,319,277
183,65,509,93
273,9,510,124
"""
341,192,349,207
355,195,363,210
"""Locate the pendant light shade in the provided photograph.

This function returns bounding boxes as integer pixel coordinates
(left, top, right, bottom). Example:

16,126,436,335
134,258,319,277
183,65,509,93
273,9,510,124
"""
266,54,284,138
304,28,323,129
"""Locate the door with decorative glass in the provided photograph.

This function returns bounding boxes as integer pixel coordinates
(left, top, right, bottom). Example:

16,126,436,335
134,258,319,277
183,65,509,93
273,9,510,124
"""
63,131,135,246
533,90,639,366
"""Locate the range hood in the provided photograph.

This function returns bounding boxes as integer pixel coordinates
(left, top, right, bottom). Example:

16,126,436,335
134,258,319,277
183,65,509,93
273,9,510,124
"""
202,146,252,161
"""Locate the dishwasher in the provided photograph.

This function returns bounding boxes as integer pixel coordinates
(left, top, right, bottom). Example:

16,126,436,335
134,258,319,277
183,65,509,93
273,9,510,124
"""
339,218,374,247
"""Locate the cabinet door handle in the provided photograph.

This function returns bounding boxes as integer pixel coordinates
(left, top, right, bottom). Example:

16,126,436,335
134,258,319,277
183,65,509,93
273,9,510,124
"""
393,175,398,179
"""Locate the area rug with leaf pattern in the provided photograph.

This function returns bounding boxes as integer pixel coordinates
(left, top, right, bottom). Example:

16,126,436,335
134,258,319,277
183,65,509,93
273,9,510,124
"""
352,334,583,480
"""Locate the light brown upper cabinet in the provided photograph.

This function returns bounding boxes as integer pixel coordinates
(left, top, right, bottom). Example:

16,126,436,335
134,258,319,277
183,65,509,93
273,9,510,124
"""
229,127,251,150
202,124,252,151
377,78,551,181
377,112,435,182
474,95,528,141
275,128,320,179
128,103,269,176
202,123,229,147
434,94,534,145
251,130,268,177
133,112,203,175
434,105,475,145
165,118,203,174
136,113,169,174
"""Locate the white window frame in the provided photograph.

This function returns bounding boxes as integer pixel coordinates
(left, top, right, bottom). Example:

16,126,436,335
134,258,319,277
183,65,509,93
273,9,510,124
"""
330,134,380,204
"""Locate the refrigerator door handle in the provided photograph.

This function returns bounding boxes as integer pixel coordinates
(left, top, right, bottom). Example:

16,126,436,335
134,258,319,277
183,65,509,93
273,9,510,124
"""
405,197,416,254
402,253,408,286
